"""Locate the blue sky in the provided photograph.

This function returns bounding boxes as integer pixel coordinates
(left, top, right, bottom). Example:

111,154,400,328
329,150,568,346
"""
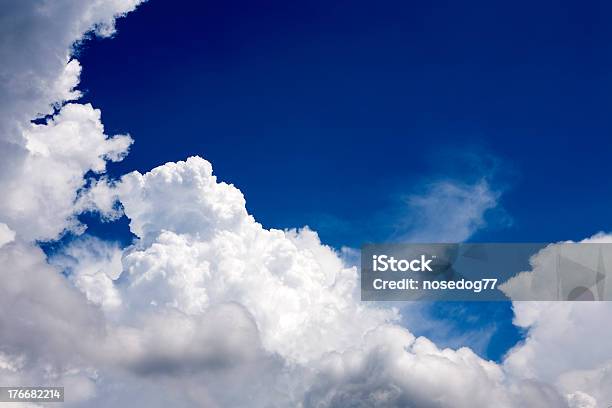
73,0,612,361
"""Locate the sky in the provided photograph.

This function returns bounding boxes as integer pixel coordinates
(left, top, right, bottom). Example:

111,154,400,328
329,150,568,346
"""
72,0,612,363
77,0,612,248
1,1,612,407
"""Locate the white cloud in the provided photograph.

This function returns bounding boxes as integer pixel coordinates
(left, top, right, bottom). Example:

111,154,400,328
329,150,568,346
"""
399,179,501,243
566,391,598,408
0,0,143,241
91,156,565,407
97,166,612,407
394,176,505,358
0,103,132,241
0,223,16,248
117,157,251,244
0,0,142,403
1,1,611,406
0,0,143,143
0,148,582,407
114,157,394,364
50,236,123,312
498,234,612,406
0,239,105,399
504,299,612,406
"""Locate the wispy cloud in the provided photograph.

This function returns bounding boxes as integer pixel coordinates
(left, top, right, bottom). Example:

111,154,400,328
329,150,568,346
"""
397,178,501,242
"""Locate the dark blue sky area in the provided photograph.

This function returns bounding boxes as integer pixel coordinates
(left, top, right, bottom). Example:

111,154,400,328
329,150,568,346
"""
75,0,612,361
78,0,612,249
79,0,612,246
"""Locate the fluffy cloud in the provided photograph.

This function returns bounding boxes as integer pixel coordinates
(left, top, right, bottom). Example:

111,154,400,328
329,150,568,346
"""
0,239,106,405
113,157,394,364
50,236,124,312
87,156,563,407
0,103,132,241
0,0,143,143
0,146,595,407
500,234,612,407
8,151,556,407
0,223,16,248
21,149,608,406
0,0,142,402
2,1,612,407
0,0,143,241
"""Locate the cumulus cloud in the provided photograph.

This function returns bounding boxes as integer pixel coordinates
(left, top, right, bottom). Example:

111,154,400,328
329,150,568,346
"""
0,146,592,407
0,0,142,402
84,156,564,407
0,223,16,248
1,1,611,407
0,103,132,241
113,158,394,363
0,239,106,405
0,0,143,241
41,152,611,406
50,236,124,312
0,0,143,142
8,150,567,407
499,234,612,407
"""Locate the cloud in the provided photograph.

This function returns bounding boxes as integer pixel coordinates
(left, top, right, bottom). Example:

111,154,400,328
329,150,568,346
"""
0,148,582,407
117,157,250,244
398,179,501,243
113,157,394,363
0,239,106,406
0,0,143,143
395,175,507,360
86,156,565,407
0,0,142,403
503,299,612,406
0,103,132,241
566,391,598,408
0,1,610,407
0,223,16,248
50,236,123,312
0,0,143,242
89,165,612,407
499,234,612,407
